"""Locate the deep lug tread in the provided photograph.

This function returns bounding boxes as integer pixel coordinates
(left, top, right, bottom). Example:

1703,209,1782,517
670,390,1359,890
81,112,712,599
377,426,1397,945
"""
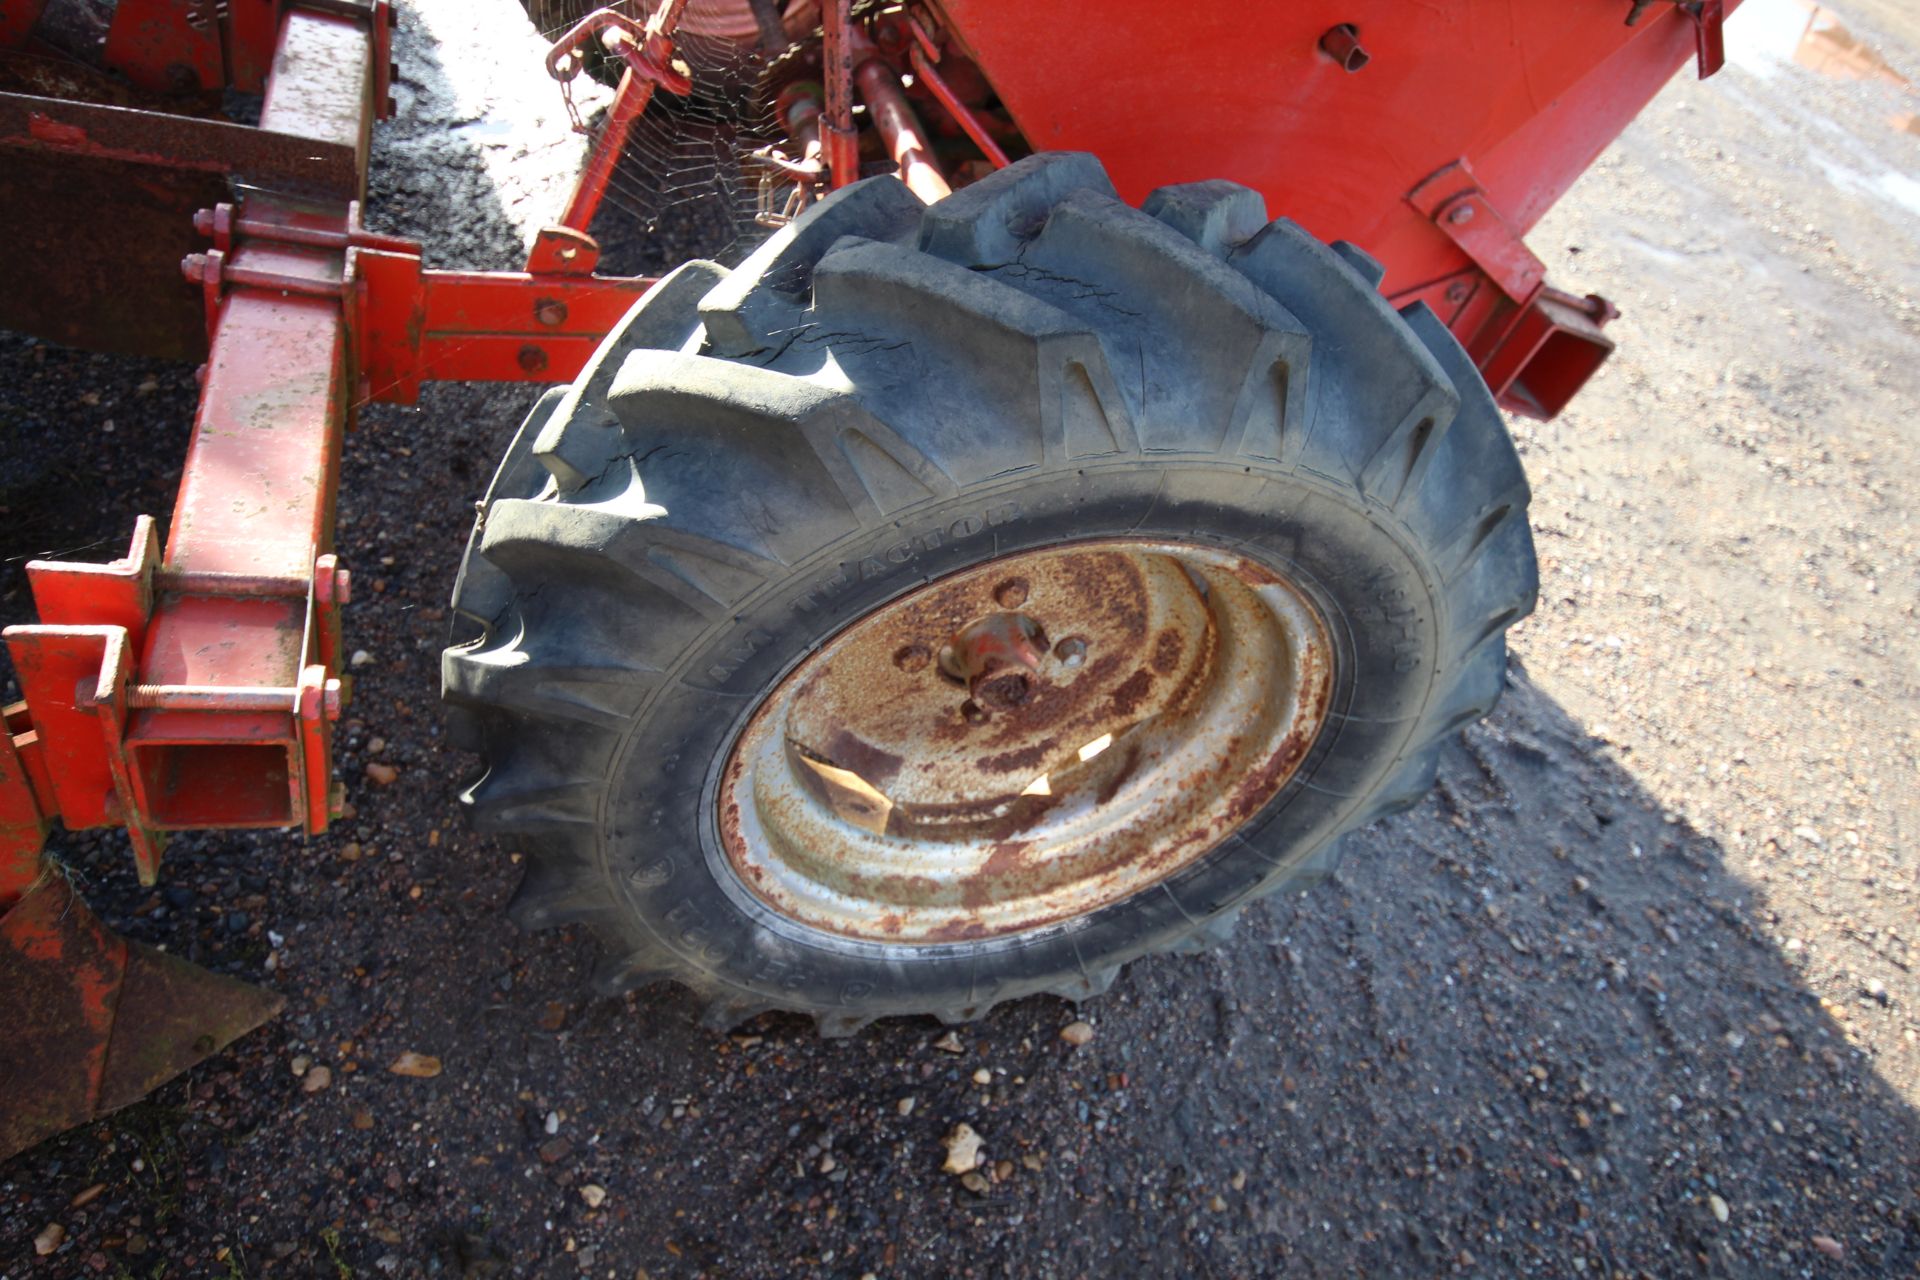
588,951,670,997
807,236,1142,473
535,259,728,488
1005,188,1313,453
1230,219,1459,483
699,177,926,358
1141,179,1269,259
509,855,621,932
916,151,1117,269
451,385,568,643
814,1012,877,1039
1044,964,1121,1001
1330,240,1387,289
446,151,1537,1038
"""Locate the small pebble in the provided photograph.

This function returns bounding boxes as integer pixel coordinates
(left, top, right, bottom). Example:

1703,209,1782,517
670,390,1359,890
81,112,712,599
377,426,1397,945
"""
972,1068,991,1085
1709,1193,1729,1224
1811,1235,1844,1260
1059,1020,1095,1046
350,650,374,667
896,1096,916,1117
931,1031,964,1054
388,1051,442,1078
941,1123,983,1174
365,762,400,786
34,1223,64,1255
302,1065,332,1093
579,1184,607,1208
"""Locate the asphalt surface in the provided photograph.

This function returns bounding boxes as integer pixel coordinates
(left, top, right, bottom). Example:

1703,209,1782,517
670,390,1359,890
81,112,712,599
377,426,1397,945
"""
3,1,1917,1276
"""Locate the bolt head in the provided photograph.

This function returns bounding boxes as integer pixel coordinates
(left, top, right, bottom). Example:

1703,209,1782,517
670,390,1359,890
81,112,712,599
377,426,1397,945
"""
1447,203,1477,226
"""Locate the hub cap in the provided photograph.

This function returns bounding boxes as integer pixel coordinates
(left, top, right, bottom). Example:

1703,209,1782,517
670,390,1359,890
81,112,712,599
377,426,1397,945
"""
717,541,1332,944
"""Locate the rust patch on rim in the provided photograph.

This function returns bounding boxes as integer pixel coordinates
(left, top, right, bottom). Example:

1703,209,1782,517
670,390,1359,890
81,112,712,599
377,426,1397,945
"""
717,540,1333,944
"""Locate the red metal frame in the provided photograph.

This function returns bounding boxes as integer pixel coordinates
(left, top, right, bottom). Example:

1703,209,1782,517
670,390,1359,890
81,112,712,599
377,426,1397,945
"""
0,0,667,1157
935,0,1739,417
0,3,660,911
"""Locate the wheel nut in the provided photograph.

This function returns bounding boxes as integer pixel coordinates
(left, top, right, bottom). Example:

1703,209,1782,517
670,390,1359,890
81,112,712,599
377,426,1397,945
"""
975,671,1033,710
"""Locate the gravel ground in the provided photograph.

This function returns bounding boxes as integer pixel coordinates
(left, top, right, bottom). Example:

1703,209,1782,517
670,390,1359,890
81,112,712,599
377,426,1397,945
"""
3,2,1918,1275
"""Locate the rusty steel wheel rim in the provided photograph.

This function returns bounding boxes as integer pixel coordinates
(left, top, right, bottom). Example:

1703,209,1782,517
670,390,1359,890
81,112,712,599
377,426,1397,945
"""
717,540,1333,945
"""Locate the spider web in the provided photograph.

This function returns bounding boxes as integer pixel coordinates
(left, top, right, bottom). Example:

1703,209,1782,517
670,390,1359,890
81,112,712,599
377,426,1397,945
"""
523,1,796,275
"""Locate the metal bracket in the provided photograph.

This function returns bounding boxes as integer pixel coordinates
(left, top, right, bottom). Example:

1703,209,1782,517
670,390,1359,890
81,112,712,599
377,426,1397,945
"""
1625,0,1726,78
1407,159,1546,309
1402,159,1618,420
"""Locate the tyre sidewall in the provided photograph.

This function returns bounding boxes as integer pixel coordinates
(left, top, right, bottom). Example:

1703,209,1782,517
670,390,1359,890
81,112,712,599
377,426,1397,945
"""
599,457,1445,1015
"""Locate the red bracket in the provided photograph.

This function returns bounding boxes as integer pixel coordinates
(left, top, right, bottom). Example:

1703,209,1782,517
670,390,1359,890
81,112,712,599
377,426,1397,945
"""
1407,160,1547,309
1401,159,1618,420
1691,0,1727,79
1625,0,1726,78
0,518,351,889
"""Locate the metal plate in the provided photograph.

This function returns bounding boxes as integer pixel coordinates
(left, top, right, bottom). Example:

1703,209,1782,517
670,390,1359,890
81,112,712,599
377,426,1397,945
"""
719,540,1332,944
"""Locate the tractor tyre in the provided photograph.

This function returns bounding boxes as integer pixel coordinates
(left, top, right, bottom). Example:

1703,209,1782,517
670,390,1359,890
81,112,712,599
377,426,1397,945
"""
444,153,1537,1034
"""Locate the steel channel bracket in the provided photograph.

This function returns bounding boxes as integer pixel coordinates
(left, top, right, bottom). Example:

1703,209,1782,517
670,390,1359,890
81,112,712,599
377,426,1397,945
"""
1401,159,1618,420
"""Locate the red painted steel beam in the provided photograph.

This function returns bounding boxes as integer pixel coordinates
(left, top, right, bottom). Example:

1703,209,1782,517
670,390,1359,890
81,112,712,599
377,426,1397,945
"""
820,0,858,187
551,1,692,235
0,91,360,196
908,44,1009,170
355,251,658,403
2,1,668,870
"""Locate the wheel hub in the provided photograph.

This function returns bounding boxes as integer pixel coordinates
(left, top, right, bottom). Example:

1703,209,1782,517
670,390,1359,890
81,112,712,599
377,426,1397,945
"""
717,541,1332,944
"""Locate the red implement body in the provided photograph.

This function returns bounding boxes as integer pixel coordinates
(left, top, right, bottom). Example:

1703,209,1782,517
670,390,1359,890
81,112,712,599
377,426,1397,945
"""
0,0,1734,1157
